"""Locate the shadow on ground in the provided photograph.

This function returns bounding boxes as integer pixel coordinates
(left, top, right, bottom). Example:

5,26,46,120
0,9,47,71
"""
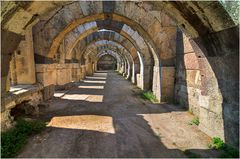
17,71,221,158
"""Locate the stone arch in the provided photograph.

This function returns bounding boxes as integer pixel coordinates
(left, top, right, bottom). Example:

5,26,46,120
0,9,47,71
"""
1,1,239,147
83,42,134,81
55,23,158,91
80,38,145,88
96,53,118,70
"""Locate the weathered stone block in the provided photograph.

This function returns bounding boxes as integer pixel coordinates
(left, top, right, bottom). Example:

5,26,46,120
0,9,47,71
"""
199,107,224,140
42,85,55,100
186,70,201,87
36,69,56,86
184,53,199,69
183,34,194,53
161,67,175,102
56,68,72,85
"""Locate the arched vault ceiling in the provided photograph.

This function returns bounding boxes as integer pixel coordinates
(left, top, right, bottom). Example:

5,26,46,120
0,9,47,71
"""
83,43,134,65
71,31,143,64
86,43,129,61
44,12,160,61
96,50,123,63
2,1,235,37
2,1,237,66
54,18,156,66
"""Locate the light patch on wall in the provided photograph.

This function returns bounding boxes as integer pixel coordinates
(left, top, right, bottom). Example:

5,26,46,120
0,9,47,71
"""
47,115,115,134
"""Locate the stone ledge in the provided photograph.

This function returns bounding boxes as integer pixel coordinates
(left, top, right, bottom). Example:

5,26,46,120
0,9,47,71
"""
1,84,43,112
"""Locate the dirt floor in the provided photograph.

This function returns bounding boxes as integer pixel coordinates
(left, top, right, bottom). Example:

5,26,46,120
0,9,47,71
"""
17,71,220,158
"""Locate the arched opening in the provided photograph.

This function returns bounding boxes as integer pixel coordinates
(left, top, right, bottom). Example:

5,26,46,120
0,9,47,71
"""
97,54,117,71
1,1,239,157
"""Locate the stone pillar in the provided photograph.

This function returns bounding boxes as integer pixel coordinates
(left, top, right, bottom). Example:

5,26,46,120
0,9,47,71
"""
72,63,80,82
85,58,93,76
126,63,131,80
120,62,124,74
161,66,175,102
123,61,127,77
136,73,144,89
1,29,22,95
14,25,36,84
117,62,120,72
152,66,161,101
131,63,135,83
81,65,86,79
143,65,153,90
35,64,56,100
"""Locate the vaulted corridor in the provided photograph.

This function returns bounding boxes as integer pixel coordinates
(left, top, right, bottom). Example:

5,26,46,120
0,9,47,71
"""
17,71,217,158
1,1,239,158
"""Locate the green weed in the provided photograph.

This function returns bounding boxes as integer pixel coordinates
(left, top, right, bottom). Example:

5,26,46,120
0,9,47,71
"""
208,137,224,149
140,91,158,103
189,117,200,126
1,119,46,158
208,137,239,158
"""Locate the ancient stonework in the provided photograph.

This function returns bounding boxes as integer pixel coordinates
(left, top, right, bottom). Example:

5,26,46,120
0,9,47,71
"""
1,1,239,151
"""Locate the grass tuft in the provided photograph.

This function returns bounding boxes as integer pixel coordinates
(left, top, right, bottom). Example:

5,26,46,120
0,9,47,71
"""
208,137,224,149
208,137,239,158
189,117,200,126
140,91,158,103
1,119,46,158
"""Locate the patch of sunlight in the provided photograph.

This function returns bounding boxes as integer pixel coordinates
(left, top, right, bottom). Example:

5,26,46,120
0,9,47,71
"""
137,111,208,149
62,94,89,100
61,94,103,102
11,89,28,94
86,95,103,102
10,87,22,92
54,92,66,98
83,80,106,84
47,115,115,134
94,72,108,76
10,85,38,95
78,85,104,89
85,76,107,80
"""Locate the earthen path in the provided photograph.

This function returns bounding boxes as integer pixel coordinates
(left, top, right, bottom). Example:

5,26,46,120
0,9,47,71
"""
18,71,218,158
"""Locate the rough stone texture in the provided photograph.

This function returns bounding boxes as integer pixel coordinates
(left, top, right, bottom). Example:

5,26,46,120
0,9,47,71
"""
191,26,239,147
161,67,175,102
9,24,36,85
152,66,161,101
36,64,57,87
72,64,81,82
56,64,72,85
42,85,55,101
97,55,117,70
175,30,225,143
1,0,239,149
1,29,23,94
1,84,43,131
